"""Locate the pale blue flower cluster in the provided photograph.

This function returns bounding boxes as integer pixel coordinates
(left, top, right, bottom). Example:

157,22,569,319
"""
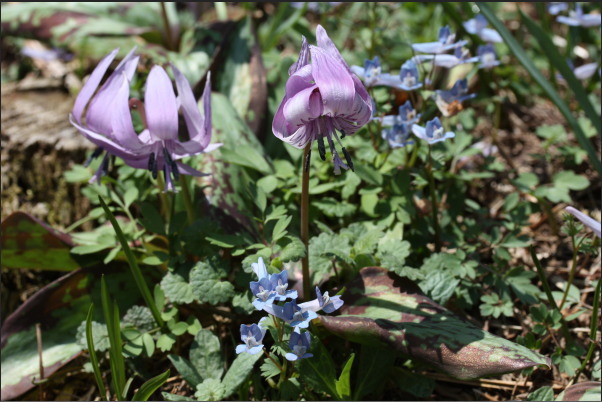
236,257,343,361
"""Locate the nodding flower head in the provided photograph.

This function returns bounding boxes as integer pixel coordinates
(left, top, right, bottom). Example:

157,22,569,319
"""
272,25,373,175
235,323,266,355
412,26,467,54
70,47,221,191
285,328,313,361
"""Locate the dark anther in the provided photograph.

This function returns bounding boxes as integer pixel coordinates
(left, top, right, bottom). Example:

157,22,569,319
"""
340,131,346,139
148,152,156,172
342,147,354,172
317,136,326,161
101,155,110,175
84,147,104,167
304,149,312,172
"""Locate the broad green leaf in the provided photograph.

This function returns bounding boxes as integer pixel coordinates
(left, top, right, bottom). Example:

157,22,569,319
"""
131,370,170,402
527,386,554,401
160,272,194,304
297,333,340,399
189,329,224,381
552,171,589,191
353,345,395,400
278,236,306,263
477,3,601,176
194,378,225,401
319,267,551,379
335,353,355,400
221,351,263,399
271,215,292,243
189,261,235,305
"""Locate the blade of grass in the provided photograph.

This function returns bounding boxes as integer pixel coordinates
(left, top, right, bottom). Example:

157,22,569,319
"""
98,196,164,329
518,8,601,135
131,369,171,401
477,2,602,177
101,276,125,400
86,304,107,401
572,278,601,383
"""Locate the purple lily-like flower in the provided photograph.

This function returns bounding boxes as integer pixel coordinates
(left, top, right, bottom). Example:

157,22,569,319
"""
70,47,221,191
463,14,502,43
272,25,373,175
412,117,455,145
411,26,467,54
412,47,479,69
565,206,601,238
557,4,601,27
434,78,476,117
398,60,423,91
477,44,501,69
285,328,313,361
298,286,344,313
235,323,266,355
263,299,318,329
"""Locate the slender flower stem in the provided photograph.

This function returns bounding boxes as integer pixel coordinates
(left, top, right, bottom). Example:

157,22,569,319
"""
426,145,442,252
300,143,311,300
263,348,284,372
407,139,420,168
160,2,176,51
179,175,195,225
559,235,585,310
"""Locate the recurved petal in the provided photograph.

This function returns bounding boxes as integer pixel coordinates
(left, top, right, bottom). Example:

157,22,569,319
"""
286,64,315,96
310,46,355,115
145,66,179,141
283,86,323,128
315,24,351,72
289,35,310,75
72,48,119,123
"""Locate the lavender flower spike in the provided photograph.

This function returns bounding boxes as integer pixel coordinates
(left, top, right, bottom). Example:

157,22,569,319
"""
272,25,373,175
412,117,455,145
285,328,313,361
235,323,266,355
565,206,602,238
70,48,221,191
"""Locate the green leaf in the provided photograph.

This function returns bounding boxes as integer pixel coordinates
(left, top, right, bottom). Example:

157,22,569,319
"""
168,355,203,388
85,305,107,401
552,171,589,191
156,333,176,352
394,368,436,398
335,353,355,400
168,320,188,336
76,320,109,352
297,333,340,399
141,333,155,357
278,236,306,263
161,392,194,401
194,378,225,401
189,329,224,381
160,272,194,304
101,276,125,400
271,215,292,243
558,355,581,376
219,143,272,175
189,261,235,305
221,351,263,399
123,187,139,209
131,369,170,401
477,3,601,176
353,345,395,400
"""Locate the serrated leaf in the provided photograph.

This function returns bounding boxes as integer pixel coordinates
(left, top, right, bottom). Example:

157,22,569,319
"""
376,239,410,271
221,351,262,399
195,378,225,401
168,354,203,388
260,357,281,379
160,272,194,304
189,329,224,381
552,171,589,191
189,262,235,305
279,236,306,263
319,267,551,380
156,333,176,352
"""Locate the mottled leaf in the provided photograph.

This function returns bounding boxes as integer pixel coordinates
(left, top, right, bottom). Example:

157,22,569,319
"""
189,329,224,381
557,381,601,402
318,267,552,380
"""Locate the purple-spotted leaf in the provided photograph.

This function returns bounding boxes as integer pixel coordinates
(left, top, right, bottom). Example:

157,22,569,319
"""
1,212,79,271
1,263,144,400
318,267,551,380
557,381,601,401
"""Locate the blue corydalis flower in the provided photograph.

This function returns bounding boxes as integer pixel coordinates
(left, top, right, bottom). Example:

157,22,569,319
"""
557,60,599,81
477,44,501,69
557,4,601,27
376,101,419,148
548,2,568,15
412,47,478,69
269,269,298,301
250,276,276,310
298,286,344,313
463,14,502,43
235,323,266,355
266,300,318,329
412,26,467,54
398,60,422,91
565,206,602,238
70,47,221,191
412,117,455,145
434,78,476,117
285,328,313,361
382,123,415,149
350,56,406,89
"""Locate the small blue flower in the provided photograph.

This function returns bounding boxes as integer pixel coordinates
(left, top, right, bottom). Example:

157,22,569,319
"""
412,26,467,54
463,14,502,43
557,4,601,27
269,270,298,301
285,328,313,361
382,123,414,148
412,47,478,69
267,300,318,329
250,277,276,310
477,44,501,69
547,2,568,15
252,257,269,280
235,323,266,355
434,78,476,117
412,117,455,145
298,286,345,313
398,60,422,91
351,56,406,89
375,101,419,148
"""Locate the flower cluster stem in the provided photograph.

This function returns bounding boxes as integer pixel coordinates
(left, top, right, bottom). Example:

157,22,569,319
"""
300,143,311,300
426,145,442,252
179,175,195,225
